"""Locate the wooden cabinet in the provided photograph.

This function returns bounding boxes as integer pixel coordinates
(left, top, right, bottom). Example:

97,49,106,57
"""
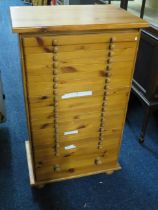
10,5,148,186
132,27,158,143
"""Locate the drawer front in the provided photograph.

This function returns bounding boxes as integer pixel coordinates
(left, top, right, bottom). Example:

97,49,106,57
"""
22,31,138,181
34,139,119,181
23,31,139,47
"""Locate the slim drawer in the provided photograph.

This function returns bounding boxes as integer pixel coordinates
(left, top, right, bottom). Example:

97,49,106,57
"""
24,47,136,66
34,138,99,160
24,42,137,55
23,31,139,47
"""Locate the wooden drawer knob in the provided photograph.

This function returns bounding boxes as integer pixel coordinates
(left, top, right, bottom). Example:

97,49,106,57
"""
102,99,107,105
105,78,110,83
101,112,105,118
103,94,108,100
54,134,58,139
54,95,58,103
53,55,58,61
109,44,115,50
99,134,104,140
104,85,109,91
53,89,57,94
55,137,59,143
53,62,58,68
53,84,58,89
53,47,58,53
54,123,58,128
104,91,109,96
108,51,114,57
102,102,107,109
52,40,58,45
95,158,102,165
110,37,116,43
106,65,112,71
99,140,103,145
54,118,58,123
53,77,58,82
98,145,103,149
107,58,112,64
103,96,107,103
54,110,58,117
56,143,60,148
54,111,58,118
99,127,104,132
53,69,58,75
101,118,105,124
102,106,106,112
105,72,111,77
54,164,61,172
54,105,58,110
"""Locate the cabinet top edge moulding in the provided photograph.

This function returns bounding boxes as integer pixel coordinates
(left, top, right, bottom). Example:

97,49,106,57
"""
10,5,149,33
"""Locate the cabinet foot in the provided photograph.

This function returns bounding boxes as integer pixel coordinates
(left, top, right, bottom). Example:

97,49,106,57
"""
35,184,45,189
139,135,144,144
105,170,114,175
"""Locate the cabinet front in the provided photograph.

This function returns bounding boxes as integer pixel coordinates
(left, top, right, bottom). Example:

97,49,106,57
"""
22,31,138,181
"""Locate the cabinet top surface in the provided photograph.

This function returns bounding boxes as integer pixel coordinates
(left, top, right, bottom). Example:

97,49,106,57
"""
10,5,149,33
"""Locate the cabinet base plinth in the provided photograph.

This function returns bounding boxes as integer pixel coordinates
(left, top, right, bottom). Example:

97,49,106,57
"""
25,141,121,187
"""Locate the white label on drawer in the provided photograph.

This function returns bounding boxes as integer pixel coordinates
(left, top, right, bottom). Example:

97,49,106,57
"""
61,91,92,99
64,130,78,136
65,145,76,150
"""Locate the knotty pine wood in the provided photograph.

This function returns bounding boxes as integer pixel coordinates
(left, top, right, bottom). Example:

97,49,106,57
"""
10,5,149,185
22,31,139,46
10,5,148,33
25,140,121,186
22,29,136,180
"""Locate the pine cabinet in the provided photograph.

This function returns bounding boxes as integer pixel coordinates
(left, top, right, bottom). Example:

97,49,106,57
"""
10,5,148,186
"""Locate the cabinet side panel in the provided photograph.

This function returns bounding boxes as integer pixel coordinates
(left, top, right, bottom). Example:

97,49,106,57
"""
116,30,141,158
19,34,36,176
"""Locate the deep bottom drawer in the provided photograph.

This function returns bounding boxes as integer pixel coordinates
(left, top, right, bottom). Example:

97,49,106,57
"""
34,145,118,181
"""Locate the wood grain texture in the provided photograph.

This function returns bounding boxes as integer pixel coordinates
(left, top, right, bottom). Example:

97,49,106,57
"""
23,32,139,47
10,5,149,33
26,140,121,185
13,6,147,184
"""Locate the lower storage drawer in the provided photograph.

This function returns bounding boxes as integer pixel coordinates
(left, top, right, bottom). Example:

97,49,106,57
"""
34,138,119,181
35,155,118,181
